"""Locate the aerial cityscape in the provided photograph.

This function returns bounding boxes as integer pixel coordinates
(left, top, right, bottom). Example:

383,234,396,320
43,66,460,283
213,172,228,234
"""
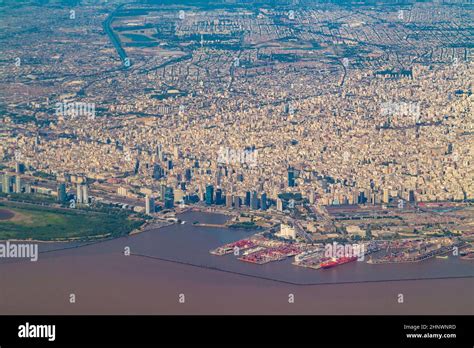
0,0,473,316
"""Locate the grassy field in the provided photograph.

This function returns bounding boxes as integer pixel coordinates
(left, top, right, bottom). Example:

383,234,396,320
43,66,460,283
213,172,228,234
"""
0,201,144,241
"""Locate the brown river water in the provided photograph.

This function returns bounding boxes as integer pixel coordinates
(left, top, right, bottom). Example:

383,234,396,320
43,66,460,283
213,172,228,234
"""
0,212,472,314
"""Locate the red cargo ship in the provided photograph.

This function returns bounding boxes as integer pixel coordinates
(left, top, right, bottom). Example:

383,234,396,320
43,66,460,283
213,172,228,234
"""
320,256,358,269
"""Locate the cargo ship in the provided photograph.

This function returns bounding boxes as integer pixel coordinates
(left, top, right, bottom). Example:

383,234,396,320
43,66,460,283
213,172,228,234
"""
319,256,358,269
460,248,474,260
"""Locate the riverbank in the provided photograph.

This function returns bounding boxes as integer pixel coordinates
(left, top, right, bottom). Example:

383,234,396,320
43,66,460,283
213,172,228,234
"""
0,200,145,242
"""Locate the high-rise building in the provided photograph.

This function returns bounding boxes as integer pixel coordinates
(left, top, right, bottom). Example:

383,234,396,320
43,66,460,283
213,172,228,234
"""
198,185,205,201
153,164,164,180
15,176,21,193
215,188,223,205
174,189,185,204
173,146,180,159
251,191,259,210
156,144,163,161
352,191,359,205
288,167,295,187
216,169,222,186
226,194,233,208
76,183,83,204
348,194,355,205
276,224,296,239
343,195,349,205
245,191,251,206
82,184,89,204
2,174,11,193
164,187,174,209
134,159,140,175
308,190,315,204
383,188,389,204
276,198,283,212
205,185,214,205
234,196,241,209
358,191,366,204
145,195,155,215
57,183,67,203
185,168,192,182
160,184,167,202
15,162,25,174
260,192,267,210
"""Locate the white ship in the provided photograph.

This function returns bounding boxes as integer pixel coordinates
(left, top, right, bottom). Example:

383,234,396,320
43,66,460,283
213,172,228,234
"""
242,246,265,256
294,249,322,263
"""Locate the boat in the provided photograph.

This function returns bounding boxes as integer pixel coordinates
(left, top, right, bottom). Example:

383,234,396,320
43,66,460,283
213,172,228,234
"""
294,250,321,263
242,247,264,256
320,256,358,269
436,255,448,259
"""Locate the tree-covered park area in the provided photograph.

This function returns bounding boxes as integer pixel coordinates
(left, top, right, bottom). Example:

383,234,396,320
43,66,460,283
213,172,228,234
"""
0,201,145,241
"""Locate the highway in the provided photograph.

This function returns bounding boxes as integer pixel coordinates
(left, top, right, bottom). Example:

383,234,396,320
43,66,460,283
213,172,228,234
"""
103,3,130,68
